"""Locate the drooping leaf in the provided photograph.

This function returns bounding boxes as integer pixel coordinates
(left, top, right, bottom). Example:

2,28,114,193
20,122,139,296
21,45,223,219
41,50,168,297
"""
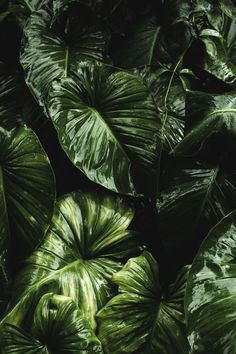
156,159,236,247
185,210,236,353
21,6,108,108
47,61,159,197
172,91,236,157
97,251,190,354
1,191,142,329
1,293,103,353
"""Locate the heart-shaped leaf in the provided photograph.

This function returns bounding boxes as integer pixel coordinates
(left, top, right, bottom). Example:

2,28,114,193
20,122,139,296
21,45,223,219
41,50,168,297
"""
47,62,159,196
21,6,108,108
185,210,236,353
1,191,142,329
97,251,190,354
1,293,103,353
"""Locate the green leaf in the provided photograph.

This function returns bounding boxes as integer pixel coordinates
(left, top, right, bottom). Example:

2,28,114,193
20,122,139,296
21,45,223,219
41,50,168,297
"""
97,251,190,354
156,159,236,247
185,210,236,353
198,24,236,85
47,61,159,197
1,191,142,329
1,293,103,353
220,0,236,21
142,67,189,151
116,14,192,68
0,125,55,273
21,6,108,108
0,65,44,128
172,91,236,156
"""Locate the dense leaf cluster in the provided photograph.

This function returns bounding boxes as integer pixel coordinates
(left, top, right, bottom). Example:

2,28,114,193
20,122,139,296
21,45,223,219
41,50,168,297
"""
1,0,236,353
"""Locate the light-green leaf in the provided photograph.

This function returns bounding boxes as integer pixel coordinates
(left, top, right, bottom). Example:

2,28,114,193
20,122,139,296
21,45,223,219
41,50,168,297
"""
97,251,190,354
1,293,103,353
1,191,142,329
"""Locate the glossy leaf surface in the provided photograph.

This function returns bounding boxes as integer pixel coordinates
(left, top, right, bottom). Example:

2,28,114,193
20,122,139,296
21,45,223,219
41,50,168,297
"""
48,62,159,196
0,66,44,128
157,160,236,247
185,210,236,353
21,6,107,107
1,191,142,329
2,293,103,353
172,91,236,156
0,126,55,272
97,251,189,354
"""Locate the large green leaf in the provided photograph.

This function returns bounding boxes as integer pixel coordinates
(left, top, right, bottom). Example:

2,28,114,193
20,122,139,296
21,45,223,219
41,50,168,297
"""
0,65,44,128
1,293,103,353
185,210,236,353
116,13,192,68
47,62,159,196
20,6,107,108
156,159,236,247
0,126,55,317
0,125,55,271
1,191,142,329
172,91,236,157
97,251,189,354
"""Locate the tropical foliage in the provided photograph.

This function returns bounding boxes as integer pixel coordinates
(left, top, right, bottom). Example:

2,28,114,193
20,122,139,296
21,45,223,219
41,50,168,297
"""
1,0,236,353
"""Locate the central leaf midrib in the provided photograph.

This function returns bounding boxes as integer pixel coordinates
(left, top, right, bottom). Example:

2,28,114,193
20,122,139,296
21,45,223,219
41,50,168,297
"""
89,107,131,162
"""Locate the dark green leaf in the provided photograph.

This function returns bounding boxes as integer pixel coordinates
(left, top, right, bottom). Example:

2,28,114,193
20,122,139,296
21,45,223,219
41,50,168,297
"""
0,126,55,272
185,210,236,353
21,6,108,108
2,293,103,353
172,91,236,156
97,251,190,354
0,65,44,128
1,191,142,329
156,160,236,247
47,61,159,197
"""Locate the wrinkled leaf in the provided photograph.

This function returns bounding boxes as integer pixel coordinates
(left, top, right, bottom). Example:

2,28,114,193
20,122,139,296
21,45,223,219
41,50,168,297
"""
1,191,142,329
47,61,159,197
156,160,236,247
185,210,236,353
1,293,103,353
97,251,190,354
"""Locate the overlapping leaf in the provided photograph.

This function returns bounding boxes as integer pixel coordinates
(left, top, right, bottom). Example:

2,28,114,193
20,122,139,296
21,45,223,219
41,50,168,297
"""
172,91,236,156
185,210,236,353
2,293,103,353
156,160,236,247
21,5,107,107
47,61,159,196
97,251,189,354
1,191,142,329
